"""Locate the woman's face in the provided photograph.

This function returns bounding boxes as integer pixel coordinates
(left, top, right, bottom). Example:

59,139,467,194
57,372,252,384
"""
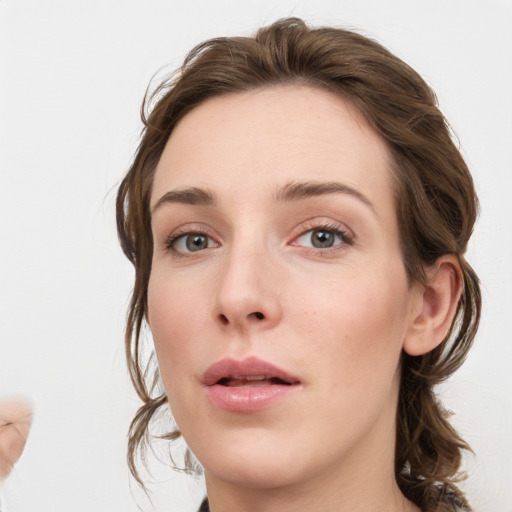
148,86,423,490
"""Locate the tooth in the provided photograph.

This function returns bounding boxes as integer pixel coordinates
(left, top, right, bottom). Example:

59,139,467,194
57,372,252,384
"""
245,375,266,381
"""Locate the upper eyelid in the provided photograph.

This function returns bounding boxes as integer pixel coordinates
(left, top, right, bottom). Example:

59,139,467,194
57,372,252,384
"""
162,222,217,239
290,218,355,240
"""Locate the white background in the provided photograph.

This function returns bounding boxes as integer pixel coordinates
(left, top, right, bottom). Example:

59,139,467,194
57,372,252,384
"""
1,1,511,511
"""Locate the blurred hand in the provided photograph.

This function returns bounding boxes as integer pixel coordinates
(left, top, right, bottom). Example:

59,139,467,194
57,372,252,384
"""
0,398,33,480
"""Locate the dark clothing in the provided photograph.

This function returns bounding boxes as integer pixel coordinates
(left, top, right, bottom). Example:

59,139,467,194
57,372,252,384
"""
198,498,209,511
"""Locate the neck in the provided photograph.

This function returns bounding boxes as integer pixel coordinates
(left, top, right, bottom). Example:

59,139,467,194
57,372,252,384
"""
204,413,419,512
205,462,419,512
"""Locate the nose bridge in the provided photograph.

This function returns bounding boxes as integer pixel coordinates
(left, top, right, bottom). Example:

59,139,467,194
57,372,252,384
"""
214,228,281,331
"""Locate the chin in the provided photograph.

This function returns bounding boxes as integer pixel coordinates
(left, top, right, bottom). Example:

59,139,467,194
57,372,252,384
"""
186,426,309,490
204,453,304,490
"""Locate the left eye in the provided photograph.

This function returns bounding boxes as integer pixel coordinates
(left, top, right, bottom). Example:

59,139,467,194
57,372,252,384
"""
295,228,346,249
171,233,216,253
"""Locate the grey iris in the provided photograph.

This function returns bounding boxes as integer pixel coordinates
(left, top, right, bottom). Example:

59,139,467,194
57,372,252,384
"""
187,234,208,251
311,230,335,248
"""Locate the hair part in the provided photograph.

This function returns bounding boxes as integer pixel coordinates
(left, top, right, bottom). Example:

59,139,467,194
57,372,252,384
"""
116,17,480,511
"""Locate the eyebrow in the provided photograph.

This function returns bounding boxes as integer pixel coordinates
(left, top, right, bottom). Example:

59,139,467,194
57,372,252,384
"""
152,187,215,213
152,180,374,213
275,180,374,210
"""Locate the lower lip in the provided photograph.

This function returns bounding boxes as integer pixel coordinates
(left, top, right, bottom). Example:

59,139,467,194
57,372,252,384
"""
205,383,299,412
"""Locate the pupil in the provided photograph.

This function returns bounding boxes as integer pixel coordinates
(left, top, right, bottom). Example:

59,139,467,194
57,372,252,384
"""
312,230,334,248
186,234,208,251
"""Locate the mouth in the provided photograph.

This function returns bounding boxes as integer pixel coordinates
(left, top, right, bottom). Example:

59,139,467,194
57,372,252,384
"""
202,357,301,412
202,356,301,387
217,376,294,387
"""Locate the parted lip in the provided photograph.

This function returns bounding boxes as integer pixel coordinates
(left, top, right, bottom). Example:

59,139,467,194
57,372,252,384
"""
201,356,301,386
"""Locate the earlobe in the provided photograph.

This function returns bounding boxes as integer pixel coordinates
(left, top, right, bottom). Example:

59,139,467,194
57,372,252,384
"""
403,255,463,357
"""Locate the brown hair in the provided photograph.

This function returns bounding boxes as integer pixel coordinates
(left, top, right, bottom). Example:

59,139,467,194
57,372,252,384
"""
116,17,480,511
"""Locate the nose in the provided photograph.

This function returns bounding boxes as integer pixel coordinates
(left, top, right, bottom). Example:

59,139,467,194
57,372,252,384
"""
214,241,282,333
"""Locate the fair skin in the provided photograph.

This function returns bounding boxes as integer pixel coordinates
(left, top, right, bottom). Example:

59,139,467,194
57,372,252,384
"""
0,398,32,481
148,86,461,512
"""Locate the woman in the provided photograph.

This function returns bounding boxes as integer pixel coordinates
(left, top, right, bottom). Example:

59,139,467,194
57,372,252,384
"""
116,18,480,512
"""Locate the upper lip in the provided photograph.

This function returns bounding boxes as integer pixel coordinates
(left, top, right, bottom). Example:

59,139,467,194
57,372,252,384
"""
201,356,301,386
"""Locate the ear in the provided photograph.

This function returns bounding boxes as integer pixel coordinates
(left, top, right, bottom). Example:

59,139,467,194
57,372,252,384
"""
403,255,463,357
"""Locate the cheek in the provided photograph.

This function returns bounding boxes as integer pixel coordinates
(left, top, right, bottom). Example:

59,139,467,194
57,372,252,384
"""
147,274,208,425
298,269,411,384
147,270,208,379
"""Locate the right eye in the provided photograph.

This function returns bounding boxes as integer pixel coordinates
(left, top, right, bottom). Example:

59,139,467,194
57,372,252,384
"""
167,232,217,254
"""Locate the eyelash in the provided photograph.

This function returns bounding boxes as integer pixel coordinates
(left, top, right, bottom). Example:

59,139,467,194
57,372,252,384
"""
164,228,216,257
163,222,354,257
293,222,354,251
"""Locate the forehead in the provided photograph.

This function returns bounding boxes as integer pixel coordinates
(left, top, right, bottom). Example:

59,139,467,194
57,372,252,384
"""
151,86,394,218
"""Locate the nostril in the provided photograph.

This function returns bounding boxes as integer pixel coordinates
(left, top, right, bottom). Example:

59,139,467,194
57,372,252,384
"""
217,311,266,325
